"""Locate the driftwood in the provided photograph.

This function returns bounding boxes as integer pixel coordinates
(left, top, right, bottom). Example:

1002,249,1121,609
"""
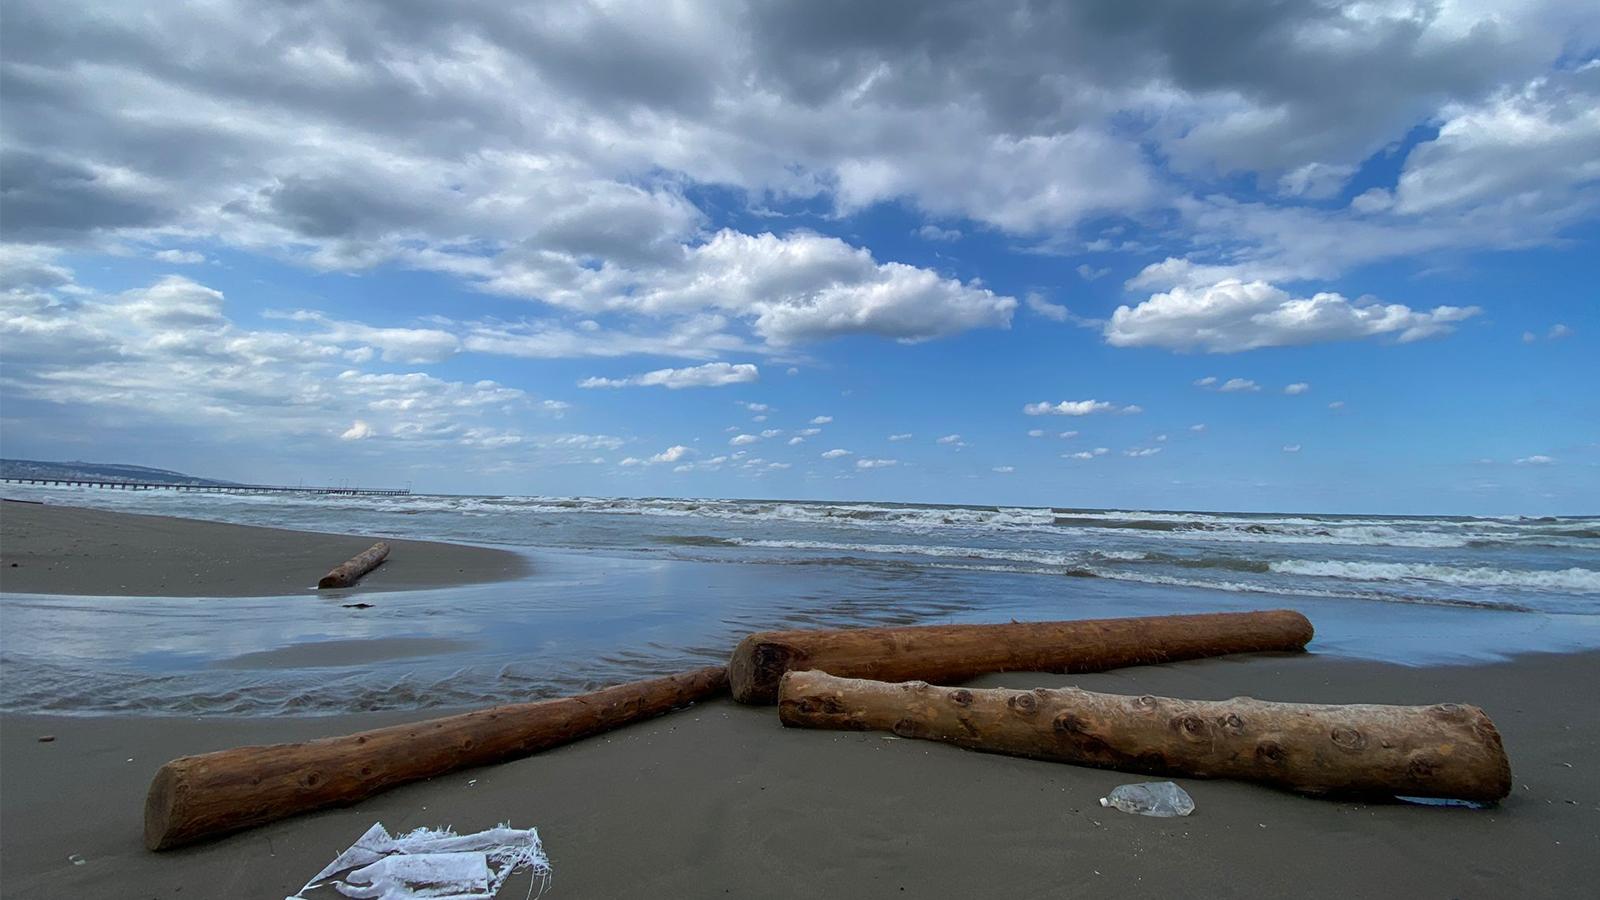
318,542,390,588
145,666,729,850
779,670,1512,802
729,610,1314,704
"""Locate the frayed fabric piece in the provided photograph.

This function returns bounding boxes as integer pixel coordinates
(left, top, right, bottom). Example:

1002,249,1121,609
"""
288,822,551,900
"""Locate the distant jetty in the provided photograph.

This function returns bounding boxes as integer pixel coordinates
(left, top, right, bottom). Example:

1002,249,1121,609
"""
0,477,409,497
0,458,408,497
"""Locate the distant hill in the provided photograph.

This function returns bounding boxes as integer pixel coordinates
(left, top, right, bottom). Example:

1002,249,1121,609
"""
0,459,237,486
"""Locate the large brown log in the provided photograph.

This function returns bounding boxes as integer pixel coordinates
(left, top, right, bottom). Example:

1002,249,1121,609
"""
729,610,1314,704
779,670,1512,802
318,541,390,588
145,666,729,850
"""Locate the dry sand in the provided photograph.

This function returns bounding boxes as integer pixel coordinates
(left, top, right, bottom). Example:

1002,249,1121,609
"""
2,652,1596,899
0,500,529,596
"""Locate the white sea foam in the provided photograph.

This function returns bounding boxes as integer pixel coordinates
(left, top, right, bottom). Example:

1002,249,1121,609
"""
1270,560,1600,592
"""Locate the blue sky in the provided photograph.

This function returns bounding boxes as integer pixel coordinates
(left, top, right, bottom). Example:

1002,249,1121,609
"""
1,1,1595,514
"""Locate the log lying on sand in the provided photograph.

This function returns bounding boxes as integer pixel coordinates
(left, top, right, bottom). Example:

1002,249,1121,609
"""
145,666,729,850
779,670,1512,802
729,610,1314,704
318,541,390,589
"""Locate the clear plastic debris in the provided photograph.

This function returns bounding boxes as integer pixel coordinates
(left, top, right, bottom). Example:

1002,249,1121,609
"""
1099,781,1196,817
288,822,550,899
1396,796,1491,809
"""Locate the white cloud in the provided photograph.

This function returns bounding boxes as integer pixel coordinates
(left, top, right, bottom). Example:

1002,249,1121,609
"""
798,427,822,436
1190,423,1207,432
1193,376,1218,387
1218,378,1260,393
153,249,207,265
916,224,962,242
856,458,898,469
1023,400,1119,416
1283,382,1310,395
1076,264,1110,281
579,361,759,389
1058,430,1079,439
1282,444,1302,453
1107,279,1480,352
1328,400,1346,410
992,465,1015,473
1027,429,1045,438
1547,323,1574,339
651,445,692,464
887,433,913,442
810,415,833,425
1024,293,1073,322
340,420,373,441
1066,447,1110,460
821,448,852,459
936,434,963,445
1155,434,1168,442
787,436,804,445
760,429,781,438
1523,330,1540,343
740,402,770,412
1124,447,1162,457
729,433,759,446
1515,455,1555,466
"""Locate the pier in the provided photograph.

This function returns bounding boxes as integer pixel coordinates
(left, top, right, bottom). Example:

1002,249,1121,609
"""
0,477,409,497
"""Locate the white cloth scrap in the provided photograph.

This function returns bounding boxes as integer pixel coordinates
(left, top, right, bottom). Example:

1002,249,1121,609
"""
288,822,550,900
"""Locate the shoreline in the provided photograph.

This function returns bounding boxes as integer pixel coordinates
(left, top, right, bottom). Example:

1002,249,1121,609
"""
3,650,1596,898
0,500,530,597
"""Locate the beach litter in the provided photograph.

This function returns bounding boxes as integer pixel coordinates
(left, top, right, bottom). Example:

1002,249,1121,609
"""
1100,782,1196,818
287,822,550,900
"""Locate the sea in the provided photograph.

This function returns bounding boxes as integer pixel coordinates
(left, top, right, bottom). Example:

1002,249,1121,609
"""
2,485,1597,716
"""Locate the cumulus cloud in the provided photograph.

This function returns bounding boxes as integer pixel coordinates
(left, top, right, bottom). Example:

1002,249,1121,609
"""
810,415,833,425
340,420,374,441
1066,448,1110,460
1107,279,1480,352
1283,382,1310,395
1124,447,1162,457
1027,429,1045,438
887,433,912,442
153,249,207,265
1328,400,1347,410
1283,444,1302,453
821,448,851,459
1190,423,1207,432
1515,455,1555,465
1022,400,1128,416
1058,430,1079,439
729,433,759,446
992,465,1015,473
916,225,962,242
579,362,759,389
936,434,963,445
856,458,898,469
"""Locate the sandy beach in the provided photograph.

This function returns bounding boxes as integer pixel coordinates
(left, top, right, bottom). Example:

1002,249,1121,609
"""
0,500,529,596
2,503,1597,898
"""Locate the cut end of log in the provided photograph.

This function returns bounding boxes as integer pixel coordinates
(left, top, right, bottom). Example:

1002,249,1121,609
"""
143,761,182,851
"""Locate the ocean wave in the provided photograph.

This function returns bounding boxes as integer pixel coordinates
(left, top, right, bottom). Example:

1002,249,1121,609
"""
1270,560,1600,592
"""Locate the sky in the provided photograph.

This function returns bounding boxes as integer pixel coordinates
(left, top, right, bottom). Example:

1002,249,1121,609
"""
1,0,1596,514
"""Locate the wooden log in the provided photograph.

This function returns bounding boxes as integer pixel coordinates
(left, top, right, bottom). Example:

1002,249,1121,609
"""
144,666,729,850
317,541,390,588
779,670,1512,802
729,610,1314,704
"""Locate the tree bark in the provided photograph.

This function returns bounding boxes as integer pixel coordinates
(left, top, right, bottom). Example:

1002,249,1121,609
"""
729,610,1314,704
318,541,390,588
145,666,729,850
779,670,1512,802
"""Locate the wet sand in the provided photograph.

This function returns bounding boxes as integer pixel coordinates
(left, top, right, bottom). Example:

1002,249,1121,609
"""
2,651,1596,899
0,500,529,596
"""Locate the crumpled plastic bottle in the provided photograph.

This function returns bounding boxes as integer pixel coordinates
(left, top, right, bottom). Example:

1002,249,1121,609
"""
1099,781,1196,817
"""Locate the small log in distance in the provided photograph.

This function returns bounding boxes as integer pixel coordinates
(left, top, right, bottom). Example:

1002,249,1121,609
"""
145,666,729,850
317,542,390,589
778,670,1512,802
729,610,1314,704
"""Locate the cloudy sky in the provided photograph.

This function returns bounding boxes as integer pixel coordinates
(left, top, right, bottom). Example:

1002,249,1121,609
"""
1,0,1595,513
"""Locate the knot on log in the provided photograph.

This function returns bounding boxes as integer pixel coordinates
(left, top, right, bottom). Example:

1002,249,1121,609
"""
1220,713,1246,734
948,689,973,707
892,717,922,738
1133,694,1159,710
1407,755,1438,780
1173,714,1209,740
1255,740,1287,765
1329,726,1367,751
1007,692,1038,716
